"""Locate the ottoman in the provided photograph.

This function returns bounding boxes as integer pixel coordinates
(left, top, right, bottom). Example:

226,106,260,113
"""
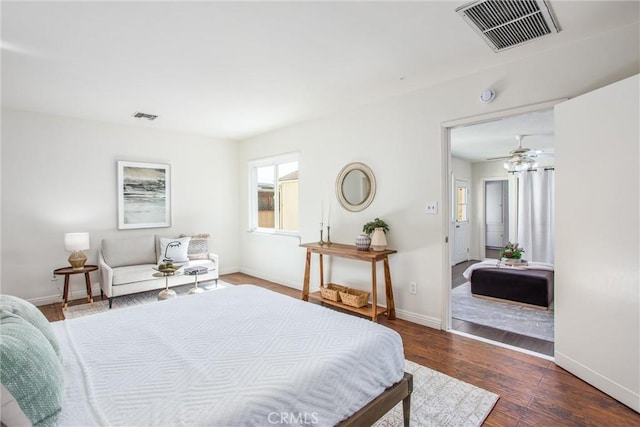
470,268,554,308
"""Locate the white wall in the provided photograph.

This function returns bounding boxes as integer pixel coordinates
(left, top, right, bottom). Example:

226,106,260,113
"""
1,109,240,304
555,75,639,411
238,23,639,327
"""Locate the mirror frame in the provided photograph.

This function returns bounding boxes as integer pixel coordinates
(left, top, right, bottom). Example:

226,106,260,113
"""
335,162,377,212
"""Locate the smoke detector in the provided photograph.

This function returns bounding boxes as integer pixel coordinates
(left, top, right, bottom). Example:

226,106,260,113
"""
456,0,560,52
480,88,496,103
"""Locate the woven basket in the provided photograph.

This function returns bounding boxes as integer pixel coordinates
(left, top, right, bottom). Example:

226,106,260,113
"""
319,284,349,302
339,288,370,308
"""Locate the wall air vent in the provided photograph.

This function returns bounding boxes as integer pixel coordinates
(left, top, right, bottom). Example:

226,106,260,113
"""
132,112,158,121
456,0,560,52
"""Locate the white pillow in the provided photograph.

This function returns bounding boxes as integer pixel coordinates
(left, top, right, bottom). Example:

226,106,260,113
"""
158,237,191,263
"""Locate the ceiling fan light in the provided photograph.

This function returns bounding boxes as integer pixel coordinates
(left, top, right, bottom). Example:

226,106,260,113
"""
504,155,538,172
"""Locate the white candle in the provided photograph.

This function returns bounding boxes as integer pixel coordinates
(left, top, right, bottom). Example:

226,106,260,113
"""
320,200,324,224
327,200,331,227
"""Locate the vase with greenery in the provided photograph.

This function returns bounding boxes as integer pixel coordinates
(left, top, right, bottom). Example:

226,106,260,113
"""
500,242,524,259
363,218,389,251
362,218,389,236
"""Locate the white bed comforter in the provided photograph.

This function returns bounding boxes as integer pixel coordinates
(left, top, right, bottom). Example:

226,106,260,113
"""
462,259,555,281
52,285,404,427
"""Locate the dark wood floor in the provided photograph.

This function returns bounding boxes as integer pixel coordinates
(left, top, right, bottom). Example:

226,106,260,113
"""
39,273,639,426
451,258,554,356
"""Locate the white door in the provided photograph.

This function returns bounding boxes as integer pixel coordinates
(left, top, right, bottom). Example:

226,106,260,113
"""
555,74,639,411
485,180,508,248
453,179,470,264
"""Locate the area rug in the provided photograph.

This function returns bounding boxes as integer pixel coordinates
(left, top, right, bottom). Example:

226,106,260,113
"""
452,282,554,342
64,281,229,319
375,360,498,427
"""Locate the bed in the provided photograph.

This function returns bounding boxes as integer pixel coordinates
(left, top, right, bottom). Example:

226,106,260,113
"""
463,260,554,308
1,285,411,426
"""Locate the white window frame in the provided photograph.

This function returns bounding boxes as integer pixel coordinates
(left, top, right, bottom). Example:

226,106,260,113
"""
248,152,299,235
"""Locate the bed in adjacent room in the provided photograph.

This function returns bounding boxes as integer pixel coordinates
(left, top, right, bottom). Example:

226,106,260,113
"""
1,285,411,427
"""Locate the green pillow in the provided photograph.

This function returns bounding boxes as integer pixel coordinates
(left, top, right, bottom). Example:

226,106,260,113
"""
0,294,60,358
0,310,64,427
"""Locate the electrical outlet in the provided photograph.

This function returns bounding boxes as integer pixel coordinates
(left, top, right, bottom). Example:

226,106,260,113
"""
425,201,438,215
409,281,417,294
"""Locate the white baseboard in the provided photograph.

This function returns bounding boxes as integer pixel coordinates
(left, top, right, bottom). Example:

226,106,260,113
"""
29,284,102,307
238,267,302,290
555,351,640,412
395,308,441,329
238,268,442,330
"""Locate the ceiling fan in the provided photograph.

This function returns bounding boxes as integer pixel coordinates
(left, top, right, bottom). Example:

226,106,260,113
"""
487,135,553,172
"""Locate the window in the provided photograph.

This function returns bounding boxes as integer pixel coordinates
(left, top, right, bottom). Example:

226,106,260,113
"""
456,185,468,223
249,153,299,233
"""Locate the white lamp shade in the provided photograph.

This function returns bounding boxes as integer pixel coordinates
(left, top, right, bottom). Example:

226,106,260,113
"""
64,232,90,251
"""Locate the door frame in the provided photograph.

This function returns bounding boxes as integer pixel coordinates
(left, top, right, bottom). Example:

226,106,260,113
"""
440,99,565,332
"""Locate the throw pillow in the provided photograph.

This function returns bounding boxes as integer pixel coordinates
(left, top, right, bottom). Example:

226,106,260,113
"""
158,237,191,263
180,233,210,260
0,295,61,358
0,311,64,427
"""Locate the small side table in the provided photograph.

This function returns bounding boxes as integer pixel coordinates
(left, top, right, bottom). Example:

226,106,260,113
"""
54,265,98,310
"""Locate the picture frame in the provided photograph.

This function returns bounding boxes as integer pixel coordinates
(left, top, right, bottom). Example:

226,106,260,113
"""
117,161,171,229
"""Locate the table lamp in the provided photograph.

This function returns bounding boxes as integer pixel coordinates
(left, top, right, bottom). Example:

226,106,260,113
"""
64,232,90,270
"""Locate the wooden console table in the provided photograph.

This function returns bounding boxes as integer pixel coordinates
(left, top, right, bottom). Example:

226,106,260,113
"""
300,242,397,321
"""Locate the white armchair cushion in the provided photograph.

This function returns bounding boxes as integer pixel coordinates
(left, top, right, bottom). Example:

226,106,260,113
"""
102,235,156,268
112,264,158,286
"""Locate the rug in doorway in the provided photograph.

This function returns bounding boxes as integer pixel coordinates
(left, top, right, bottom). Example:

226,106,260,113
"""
452,282,554,342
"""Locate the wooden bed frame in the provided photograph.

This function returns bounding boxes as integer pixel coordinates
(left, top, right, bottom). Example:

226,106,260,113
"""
339,372,413,427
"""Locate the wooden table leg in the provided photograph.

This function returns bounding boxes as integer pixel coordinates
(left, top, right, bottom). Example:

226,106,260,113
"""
319,253,324,287
383,257,396,320
371,259,378,322
84,271,94,304
62,275,70,310
302,249,311,301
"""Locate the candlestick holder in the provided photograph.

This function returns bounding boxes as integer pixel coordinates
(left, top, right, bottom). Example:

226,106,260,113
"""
326,226,332,245
318,229,325,245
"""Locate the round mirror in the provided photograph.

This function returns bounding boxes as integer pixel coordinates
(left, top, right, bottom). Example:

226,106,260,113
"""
335,162,376,212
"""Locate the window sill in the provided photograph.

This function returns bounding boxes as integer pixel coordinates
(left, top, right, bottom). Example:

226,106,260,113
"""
248,229,301,239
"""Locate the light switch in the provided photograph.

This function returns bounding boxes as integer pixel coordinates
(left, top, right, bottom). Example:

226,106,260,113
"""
425,201,438,214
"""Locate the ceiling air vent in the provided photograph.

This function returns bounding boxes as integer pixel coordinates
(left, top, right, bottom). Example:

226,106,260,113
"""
132,111,158,121
456,0,560,52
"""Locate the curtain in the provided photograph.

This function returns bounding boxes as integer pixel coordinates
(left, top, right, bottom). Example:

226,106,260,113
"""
517,169,555,263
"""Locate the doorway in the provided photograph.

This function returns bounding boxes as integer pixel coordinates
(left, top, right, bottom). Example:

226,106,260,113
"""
485,179,509,253
444,103,557,357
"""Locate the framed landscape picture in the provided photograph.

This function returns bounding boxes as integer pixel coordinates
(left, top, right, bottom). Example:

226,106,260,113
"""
117,161,171,229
